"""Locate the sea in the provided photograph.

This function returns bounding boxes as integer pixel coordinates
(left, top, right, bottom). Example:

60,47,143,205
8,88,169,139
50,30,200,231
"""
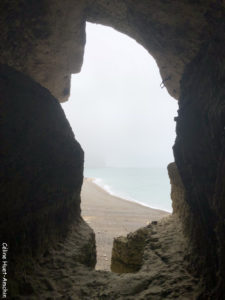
84,167,172,213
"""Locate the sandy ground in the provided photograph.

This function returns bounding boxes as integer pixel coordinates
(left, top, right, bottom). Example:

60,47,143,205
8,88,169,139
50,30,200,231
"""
81,178,170,271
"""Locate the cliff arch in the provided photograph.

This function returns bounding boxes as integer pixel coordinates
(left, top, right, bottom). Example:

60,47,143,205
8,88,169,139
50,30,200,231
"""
1,1,225,298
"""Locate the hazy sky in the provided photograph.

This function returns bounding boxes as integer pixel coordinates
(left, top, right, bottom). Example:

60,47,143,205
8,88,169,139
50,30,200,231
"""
62,22,178,168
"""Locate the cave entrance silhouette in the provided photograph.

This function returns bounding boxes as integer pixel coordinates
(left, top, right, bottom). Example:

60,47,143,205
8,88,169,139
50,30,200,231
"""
62,22,177,271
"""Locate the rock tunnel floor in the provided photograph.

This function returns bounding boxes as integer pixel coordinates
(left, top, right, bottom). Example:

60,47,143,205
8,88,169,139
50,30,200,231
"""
16,216,202,300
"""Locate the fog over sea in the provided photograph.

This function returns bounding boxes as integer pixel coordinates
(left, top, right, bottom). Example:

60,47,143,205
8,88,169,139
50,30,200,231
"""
84,167,172,213
61,23,177,214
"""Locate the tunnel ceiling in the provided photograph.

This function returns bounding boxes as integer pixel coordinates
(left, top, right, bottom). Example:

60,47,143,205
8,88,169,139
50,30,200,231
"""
0,0,219,102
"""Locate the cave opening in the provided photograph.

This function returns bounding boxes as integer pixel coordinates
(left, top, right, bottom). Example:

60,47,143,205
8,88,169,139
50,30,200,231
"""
1,1,224,297
62,22,178,271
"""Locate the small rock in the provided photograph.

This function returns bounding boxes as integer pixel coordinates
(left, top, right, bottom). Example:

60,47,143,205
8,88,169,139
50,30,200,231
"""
151,221,158,225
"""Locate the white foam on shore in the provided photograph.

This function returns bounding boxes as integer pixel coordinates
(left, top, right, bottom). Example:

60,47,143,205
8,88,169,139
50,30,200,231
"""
89,177,171,213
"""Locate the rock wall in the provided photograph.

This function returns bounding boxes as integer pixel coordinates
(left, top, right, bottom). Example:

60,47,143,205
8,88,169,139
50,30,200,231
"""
0,64,84,294
111,227,150,273
1,0,225,298
168,29,225,297
0,0,218,101
167,163,186,216
85,0,212,99
174,33,225,297
0,0,87,102
167,163,194,231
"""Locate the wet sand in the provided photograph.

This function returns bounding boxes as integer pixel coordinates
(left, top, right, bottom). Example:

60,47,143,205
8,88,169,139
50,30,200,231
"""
81,178,170,270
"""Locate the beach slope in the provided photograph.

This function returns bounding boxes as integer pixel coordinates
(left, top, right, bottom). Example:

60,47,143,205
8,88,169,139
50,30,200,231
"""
81,178,170,270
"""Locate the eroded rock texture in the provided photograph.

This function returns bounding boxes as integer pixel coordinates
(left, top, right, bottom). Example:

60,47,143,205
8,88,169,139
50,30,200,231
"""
0,0,220,101
111,227,150,273
85,0,211,99
174,33,225,298
167,162,191,221
14,216,201,300
1,0,225,298
0,0,87,102
0,64,84,295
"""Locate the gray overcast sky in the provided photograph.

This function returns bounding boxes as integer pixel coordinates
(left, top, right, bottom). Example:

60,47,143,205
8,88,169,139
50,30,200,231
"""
62,22,178,168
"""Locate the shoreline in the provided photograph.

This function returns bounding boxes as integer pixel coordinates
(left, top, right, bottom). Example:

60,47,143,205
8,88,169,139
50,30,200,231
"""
86,176,171,214
81,178,170,271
